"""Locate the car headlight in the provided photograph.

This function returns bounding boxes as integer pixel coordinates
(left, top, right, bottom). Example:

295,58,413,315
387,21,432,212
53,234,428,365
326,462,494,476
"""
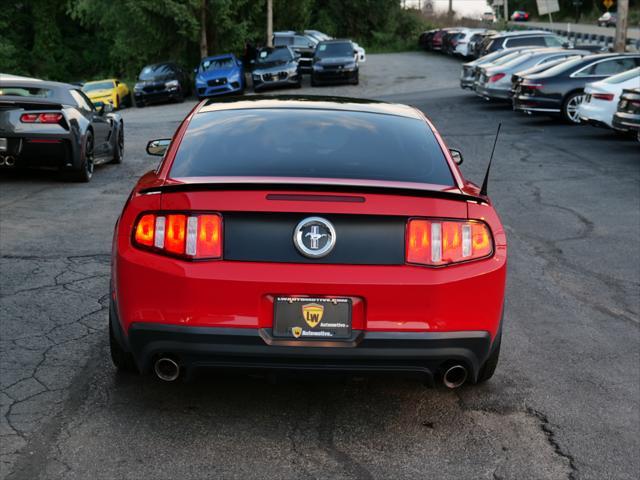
134,84,142,92
345,62,357,70
165,80,179,89
195,77,206,85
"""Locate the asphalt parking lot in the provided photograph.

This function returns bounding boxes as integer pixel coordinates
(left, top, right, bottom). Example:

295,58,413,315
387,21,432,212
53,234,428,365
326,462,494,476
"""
1,51,638,480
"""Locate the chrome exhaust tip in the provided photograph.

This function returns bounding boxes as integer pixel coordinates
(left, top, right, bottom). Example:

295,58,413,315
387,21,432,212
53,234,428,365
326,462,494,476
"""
154,357,180,382
443,364,468,389
4,156,15,167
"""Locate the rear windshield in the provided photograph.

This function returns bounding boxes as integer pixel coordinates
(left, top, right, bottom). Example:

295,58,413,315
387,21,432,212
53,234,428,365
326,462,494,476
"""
602,67,640,84
0,86,53,97
170,109,455,186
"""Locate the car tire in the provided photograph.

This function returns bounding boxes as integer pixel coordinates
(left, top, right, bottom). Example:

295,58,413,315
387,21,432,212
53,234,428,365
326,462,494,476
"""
352,72,359,85
115,95,120,109
109,313,138,373
476,329,501,383
562,91,585,124
69,130,94,182
111,122,124,164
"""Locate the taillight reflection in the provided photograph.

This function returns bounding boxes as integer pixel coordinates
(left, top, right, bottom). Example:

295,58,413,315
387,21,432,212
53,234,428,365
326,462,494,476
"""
406,219,493,266
133,212,222,259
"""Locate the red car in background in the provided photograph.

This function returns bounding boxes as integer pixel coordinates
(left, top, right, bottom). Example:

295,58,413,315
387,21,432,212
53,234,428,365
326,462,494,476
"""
109,96,507,388
511,11,530,22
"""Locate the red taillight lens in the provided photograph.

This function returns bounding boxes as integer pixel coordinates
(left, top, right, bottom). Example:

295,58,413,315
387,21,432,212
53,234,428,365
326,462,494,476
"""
197,214,222,258
489,73,506,83
134,214,155,246
132,212,222,259
592,93,614,101
20,112,63,124
406,219,493,266
165,214,186,254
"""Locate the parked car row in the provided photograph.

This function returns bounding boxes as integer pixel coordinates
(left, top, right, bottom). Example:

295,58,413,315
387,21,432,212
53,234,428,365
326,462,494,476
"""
449,33,640,140
77,30,366,110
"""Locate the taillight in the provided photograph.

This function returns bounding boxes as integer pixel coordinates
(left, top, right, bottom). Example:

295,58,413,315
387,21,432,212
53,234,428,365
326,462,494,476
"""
592,93,614,101
406,219,493,266
133,212,222,259
522,81,543,89
489,73,506,83
20,112,63,124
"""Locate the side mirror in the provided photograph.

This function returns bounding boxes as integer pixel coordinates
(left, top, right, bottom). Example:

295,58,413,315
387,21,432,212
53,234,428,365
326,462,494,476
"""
146,138,171,156
354,50,358,55
449,148,464,165
98,102,113,115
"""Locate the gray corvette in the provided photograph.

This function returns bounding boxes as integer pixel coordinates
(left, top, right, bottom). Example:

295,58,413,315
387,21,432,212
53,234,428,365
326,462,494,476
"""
0,78,124,182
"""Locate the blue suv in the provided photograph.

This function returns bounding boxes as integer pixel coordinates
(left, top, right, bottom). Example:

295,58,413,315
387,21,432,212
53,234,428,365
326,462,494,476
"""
194,54,245,98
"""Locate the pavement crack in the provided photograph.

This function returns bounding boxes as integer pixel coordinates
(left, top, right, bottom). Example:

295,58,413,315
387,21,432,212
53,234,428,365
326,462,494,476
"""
527,407,578,480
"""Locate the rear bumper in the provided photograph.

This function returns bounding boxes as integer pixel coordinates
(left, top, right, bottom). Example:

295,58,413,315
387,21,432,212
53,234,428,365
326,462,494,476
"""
0,134,74,169
475,84,510,101
513,95,561,113
612,112,640,132
122,320,493,382
134,89,182,104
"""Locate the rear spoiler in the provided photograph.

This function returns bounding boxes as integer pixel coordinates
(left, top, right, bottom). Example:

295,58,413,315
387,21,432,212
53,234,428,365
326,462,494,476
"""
0,96,63,110
139,182,488,204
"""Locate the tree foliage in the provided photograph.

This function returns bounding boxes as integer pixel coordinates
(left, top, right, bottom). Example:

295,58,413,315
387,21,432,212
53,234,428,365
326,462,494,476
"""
1,0,428,82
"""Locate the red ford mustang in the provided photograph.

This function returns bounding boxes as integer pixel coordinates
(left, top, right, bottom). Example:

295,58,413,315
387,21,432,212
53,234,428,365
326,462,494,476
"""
110,96,507,388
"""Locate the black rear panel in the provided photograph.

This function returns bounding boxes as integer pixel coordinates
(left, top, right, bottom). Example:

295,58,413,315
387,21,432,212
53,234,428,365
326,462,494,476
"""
223,213,405,264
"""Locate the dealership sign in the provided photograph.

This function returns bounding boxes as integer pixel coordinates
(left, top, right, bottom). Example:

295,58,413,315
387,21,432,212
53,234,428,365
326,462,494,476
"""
536,0,560,15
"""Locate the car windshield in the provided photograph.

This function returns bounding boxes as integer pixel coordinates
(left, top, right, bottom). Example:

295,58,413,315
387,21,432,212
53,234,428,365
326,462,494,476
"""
273,36,293,46
316,43,353,58
0,86,53,97
170,109,455,186
82,81,114,92
257,48,292,63
139,64,174,81
602,67,640,84
200,57,234,71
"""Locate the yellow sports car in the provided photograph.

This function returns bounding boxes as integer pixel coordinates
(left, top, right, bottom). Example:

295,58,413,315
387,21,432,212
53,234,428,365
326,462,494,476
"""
82,79,131,109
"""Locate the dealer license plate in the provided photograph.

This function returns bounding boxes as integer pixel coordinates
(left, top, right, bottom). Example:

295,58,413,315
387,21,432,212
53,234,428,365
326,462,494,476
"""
273,297,352,339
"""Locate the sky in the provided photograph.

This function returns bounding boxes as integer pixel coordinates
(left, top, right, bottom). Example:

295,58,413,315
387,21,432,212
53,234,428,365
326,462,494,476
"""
404,0,493,19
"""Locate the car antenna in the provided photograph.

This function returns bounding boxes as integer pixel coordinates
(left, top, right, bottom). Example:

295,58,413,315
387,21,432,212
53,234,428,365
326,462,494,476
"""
480,122,501,197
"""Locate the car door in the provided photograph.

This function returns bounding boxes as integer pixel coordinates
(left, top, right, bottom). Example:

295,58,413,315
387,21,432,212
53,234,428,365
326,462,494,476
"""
70,89,111,156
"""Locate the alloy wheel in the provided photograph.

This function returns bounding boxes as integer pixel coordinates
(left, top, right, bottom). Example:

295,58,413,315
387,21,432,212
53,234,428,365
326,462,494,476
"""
566,94,585,123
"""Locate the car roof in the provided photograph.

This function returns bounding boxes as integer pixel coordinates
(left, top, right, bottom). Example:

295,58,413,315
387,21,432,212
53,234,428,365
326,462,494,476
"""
196,95,423,120
84,78,117,84
202,54,235,61
318,39,353,44
492,30,553,38
0,78,74,90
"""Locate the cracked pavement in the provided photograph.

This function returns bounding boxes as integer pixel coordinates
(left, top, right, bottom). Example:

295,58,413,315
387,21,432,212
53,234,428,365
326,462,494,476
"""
0,52,638,479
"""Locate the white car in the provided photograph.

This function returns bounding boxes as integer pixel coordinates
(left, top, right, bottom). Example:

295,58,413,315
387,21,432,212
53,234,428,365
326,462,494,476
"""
454,28,486,57
577,67,640,129
353,42,366,63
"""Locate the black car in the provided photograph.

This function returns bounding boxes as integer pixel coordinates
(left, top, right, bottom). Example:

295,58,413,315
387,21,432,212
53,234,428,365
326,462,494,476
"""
441,30,463,55
509,55,585,98
133,62,190,107
252,46,302,92
471,30,497,58
513,53,640,123
273,32,317,73
419,30,437,50
612,88,640,140
311,40,359,86
479,31,566,57
0,78,124,182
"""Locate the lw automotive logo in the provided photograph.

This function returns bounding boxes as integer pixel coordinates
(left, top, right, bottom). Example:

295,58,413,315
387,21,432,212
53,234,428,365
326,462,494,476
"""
291,326,303,338
302,303,324,328
293,216,336,258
